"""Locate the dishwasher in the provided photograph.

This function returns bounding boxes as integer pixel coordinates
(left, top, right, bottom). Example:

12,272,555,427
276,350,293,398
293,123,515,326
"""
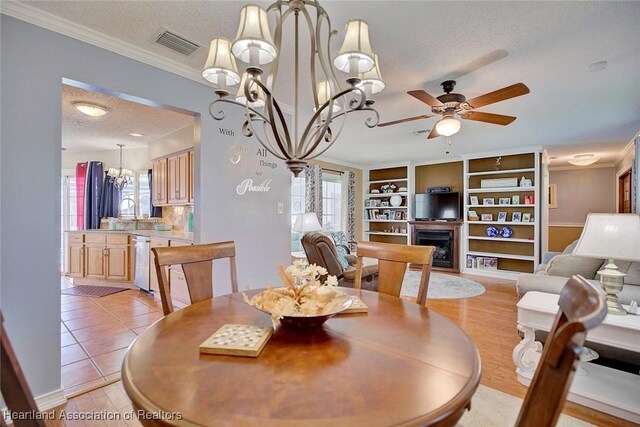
134,235,151,291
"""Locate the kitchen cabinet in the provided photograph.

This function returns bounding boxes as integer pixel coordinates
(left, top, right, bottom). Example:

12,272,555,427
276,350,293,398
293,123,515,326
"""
168,151,189,204
152,158,168,206
83,233,131,281
168,240,192,307
66,232,85,278
149,237,169,293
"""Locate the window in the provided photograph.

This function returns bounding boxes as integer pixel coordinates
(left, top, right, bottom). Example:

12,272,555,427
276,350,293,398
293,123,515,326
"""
119,171,151,217
322,172,342,233
291,173,306,252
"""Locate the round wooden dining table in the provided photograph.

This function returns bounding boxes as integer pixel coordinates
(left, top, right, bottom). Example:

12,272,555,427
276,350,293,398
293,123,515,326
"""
122,288,481,427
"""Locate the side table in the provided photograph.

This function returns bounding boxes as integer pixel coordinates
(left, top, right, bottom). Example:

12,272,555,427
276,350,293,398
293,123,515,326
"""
513,291,640,423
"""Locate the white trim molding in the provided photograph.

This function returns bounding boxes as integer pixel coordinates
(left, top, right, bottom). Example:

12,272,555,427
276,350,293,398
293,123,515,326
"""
2,389,66,425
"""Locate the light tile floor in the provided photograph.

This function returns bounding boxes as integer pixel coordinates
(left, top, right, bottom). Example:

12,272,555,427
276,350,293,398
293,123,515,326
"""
60,277,164,396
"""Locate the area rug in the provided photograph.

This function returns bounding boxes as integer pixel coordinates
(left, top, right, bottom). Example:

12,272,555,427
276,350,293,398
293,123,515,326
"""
457,384,593,426
61,285,129,298
400,271,485,299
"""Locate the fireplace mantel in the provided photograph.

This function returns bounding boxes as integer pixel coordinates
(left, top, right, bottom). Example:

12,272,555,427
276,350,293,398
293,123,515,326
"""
409,221,462,273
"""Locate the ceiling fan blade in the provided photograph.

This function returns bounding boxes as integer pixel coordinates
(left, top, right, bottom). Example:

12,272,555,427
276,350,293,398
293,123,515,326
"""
377,114,434,127
407,90,444,107
427,127,440,139
466,83,530,109
461,111,517,126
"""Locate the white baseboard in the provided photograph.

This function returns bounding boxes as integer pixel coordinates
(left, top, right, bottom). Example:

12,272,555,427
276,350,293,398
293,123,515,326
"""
36,388,67,411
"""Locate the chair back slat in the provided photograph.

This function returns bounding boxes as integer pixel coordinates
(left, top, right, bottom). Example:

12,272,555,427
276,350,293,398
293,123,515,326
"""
354,241,434,305
152,241,238,315
515,275,606,427
0,313,46,427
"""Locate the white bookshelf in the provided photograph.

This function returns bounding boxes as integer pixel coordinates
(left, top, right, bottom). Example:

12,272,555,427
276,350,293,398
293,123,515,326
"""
364,165,411,244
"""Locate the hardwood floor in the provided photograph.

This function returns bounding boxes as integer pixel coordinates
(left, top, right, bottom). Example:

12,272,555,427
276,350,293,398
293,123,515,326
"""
44,273,634,426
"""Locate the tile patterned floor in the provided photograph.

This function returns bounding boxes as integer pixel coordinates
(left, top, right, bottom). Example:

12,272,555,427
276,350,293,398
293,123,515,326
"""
60,278,164,396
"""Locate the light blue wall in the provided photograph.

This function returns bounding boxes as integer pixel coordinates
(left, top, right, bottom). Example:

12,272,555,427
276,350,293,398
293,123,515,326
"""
0,15,290,398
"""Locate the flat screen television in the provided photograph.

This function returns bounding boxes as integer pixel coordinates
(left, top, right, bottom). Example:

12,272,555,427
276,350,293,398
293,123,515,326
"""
415,192,461,220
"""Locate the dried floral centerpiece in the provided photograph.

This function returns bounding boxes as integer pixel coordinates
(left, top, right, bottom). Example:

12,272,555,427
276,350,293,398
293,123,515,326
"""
244,261,352,328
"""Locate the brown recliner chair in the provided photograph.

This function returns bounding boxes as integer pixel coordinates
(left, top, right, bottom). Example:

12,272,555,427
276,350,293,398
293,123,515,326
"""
301,232,378,291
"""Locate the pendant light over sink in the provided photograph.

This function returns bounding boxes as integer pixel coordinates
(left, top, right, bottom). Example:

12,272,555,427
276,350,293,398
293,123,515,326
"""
202,1,384,176
107,144,134,190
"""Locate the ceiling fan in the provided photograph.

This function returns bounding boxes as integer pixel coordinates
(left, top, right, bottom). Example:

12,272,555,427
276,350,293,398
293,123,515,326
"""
378,80,530,138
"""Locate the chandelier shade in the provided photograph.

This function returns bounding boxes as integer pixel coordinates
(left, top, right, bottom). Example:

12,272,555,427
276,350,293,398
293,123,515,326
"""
202,38,241,86
358,53,385,95
206,1,382,176
107,144,134,190
231,4,277,65
333,19,375,74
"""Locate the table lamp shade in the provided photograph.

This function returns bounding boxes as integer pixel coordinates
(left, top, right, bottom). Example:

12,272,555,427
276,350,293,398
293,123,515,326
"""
293,213,322,233
573,213,640,262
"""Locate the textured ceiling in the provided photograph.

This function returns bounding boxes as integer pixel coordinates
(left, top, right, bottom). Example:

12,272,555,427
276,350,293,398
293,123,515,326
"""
28,1,640,166
62,84,194,151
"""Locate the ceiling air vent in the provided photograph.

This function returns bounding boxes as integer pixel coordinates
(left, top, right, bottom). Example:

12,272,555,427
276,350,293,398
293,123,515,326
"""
154,29,200,56
412,129,430,136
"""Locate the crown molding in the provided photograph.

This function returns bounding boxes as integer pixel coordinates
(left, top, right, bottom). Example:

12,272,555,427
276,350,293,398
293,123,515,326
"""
615,140,636,164
548,163,615,172
0,1,209,86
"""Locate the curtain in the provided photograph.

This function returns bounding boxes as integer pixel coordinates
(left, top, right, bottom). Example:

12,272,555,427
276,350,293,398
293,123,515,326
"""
75,162,87,230
99,172,120,218
305,164,323,225
345,171,356,251
148,169,162,218
84,161,103,229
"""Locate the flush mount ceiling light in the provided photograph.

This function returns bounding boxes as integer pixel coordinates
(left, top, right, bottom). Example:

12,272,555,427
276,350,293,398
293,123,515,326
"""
568,154,600,166
203,1,383,176
73,102,108,117
129,132,144,137
107,144,134,190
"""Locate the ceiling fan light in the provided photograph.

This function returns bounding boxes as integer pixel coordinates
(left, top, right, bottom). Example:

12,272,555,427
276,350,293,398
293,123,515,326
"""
568,154,600,166
73,102,108,117
202,38,241,85
333,19,375,74
231,4,277,66
435,117,461,137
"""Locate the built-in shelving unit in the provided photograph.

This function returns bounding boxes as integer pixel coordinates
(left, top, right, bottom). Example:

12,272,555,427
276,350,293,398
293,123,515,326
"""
462,152,541,278
364,165,410,244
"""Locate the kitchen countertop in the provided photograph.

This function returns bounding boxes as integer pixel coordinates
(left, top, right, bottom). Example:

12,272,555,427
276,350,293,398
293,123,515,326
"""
66,229,193,243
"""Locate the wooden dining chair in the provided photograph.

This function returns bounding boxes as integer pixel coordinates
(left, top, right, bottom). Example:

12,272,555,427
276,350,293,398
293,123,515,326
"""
354,241,435,306
152,241,238,315
1,313,46,427
515,275,606,427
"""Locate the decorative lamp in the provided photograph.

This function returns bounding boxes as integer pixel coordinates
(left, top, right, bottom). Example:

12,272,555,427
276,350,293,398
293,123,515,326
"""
231,4,277,66
107,144,134,191
333,19,375,76
202,38,241,94
573,213,640,315
568,154,600,166
236,72,266,108
357,53,385,97
293,212,322,234
206,1,382,176
435,114,462,137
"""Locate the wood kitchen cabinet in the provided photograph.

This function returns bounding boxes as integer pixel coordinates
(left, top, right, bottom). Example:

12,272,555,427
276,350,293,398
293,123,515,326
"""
168,151,189,204
83,233,131,281
152,158,168,206
66,232,85,278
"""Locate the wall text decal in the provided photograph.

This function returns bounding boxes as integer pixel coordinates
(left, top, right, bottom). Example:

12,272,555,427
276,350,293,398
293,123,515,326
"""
219,128,235,136
236,179,272,195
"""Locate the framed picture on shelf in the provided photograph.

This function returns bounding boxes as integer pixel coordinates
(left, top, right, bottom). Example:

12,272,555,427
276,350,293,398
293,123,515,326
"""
468,210,479,221
498,198,511,205
522,213,532,222
481,213,493,221
497,211,507,222
512,212,522,222
512,195,520,205
483,198,495,205
470,196,479,205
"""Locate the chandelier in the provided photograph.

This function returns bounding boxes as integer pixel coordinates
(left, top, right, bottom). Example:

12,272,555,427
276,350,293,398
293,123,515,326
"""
107,144,134,190
203,1,384,176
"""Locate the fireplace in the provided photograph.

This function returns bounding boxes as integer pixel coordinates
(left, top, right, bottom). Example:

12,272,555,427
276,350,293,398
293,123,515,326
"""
409,221,461,272
416,230,454,268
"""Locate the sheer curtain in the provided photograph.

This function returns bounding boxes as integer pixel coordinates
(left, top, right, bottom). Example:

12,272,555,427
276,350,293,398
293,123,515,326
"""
305,164,323,225
345,171,356,251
